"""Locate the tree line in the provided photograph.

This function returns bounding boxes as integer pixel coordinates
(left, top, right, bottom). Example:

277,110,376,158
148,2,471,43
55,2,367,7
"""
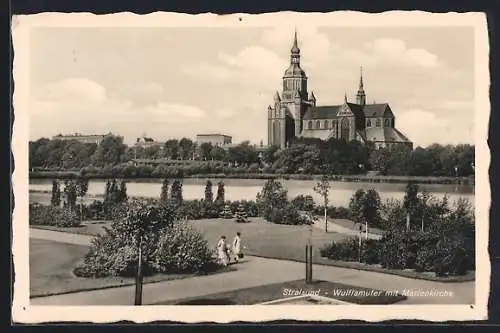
30,134,475,177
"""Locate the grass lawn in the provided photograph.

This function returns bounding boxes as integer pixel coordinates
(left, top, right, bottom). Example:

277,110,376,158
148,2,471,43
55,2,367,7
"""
29,238,235,298
329,218,384,235
155,279,407,305
32,218,351,263
191,218,349,263
31,221,109,237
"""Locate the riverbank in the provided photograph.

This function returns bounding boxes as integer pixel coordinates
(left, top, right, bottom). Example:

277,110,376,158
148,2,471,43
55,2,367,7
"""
29,171,474,185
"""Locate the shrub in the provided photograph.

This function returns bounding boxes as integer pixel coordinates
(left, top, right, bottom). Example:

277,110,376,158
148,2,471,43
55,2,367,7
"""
29,204,80,227
432,236,474,276
75,201,218,278
152,221,218,274
291,195,315,212
320,237,360,262
282,203,309,225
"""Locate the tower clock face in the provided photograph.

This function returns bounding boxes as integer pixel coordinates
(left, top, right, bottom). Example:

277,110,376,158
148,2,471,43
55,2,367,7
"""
283,92,292,100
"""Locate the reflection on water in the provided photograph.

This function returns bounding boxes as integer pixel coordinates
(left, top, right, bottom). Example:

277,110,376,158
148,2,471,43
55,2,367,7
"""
29,178,474,207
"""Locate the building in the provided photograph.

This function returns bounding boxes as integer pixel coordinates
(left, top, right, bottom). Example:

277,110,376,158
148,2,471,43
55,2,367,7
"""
196,133,232,147
52,133,109,145
134,136,165,150
267,31,413,150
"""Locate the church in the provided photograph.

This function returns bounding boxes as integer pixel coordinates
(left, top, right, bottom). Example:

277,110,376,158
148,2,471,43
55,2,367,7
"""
267,32,413,150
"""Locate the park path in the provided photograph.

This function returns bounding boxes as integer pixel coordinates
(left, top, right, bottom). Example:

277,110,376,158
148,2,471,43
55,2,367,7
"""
312,219,382,240
29,228,474,306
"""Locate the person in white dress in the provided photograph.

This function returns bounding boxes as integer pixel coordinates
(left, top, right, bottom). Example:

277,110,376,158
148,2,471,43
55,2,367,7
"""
232,232,243,263
217,235,229,266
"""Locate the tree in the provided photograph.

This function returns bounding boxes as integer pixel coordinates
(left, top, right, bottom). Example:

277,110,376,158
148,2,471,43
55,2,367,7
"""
75,177,89,221
349,188,381,238
313,175,331,233
170,180,183,207
179,138,195,160
215,181,225,204
160,178,170,204
349,189,367,235
118,199,177,305
118,180,128,203
361,188,382,235
220,204,233,219
50,179,61,207
90,135,127,167
256,179,288,223
199,142,213,161
63,180,78,212
211,146,226,161
163,139,179,159
403,181,420,231
204,180,214,203
235,204,249,223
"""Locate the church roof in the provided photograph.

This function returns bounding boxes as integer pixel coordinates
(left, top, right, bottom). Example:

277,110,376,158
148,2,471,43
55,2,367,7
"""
361,103,393,117
365,126,411,143
301,129,335,140
303,106,341,120
303,102,396,121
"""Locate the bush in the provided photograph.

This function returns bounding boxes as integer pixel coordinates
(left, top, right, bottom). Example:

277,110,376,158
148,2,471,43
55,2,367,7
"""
75,207,219,278
320,237,360,262
432,236,474,276
152,221,218,274
74,232,154,278
290,195,315,212
29,204,80,227
229,200,259,218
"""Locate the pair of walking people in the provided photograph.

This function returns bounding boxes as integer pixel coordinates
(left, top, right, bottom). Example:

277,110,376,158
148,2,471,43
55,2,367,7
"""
216,232,243,266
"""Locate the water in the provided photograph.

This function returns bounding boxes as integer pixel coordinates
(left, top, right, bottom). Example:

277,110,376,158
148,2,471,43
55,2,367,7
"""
29,178,474,207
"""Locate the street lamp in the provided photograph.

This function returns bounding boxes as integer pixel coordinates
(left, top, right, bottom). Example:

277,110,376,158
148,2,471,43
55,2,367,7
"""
305,210,313,284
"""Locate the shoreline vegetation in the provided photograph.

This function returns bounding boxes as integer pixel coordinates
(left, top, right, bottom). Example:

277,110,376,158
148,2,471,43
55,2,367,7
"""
29,171,474,186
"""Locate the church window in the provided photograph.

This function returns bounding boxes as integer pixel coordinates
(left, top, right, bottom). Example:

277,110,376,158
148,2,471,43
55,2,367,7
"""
384,119,390,127
315,120,321,129
391,119,395,127
366,119,372,127
324,120,329,129
376,119,381,127
341,117,350,141
307,121,312,130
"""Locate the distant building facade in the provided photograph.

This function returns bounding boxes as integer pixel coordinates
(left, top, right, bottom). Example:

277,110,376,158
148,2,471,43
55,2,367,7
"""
134,136,165,149
196,133,232,147
267,31,413,150
52,133,108,145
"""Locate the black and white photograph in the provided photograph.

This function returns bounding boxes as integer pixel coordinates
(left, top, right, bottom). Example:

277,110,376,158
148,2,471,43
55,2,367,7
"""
12,11,489,322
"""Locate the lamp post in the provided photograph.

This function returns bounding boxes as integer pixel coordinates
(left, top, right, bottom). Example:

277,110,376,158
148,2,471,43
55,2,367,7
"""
305,211,313,284
358,223,363,262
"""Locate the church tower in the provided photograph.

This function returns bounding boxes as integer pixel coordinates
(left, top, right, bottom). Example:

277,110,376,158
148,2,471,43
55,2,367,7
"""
356,67,366,106
267,30,314,149
282,30,308,140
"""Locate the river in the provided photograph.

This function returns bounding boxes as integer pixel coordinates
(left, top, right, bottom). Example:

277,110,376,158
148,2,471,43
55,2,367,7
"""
29,178,475,207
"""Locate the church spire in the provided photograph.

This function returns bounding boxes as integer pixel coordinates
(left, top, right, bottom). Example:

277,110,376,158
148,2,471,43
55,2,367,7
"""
290,29,300,65
356,66,366,106
359,66,364,90
291,28,300,53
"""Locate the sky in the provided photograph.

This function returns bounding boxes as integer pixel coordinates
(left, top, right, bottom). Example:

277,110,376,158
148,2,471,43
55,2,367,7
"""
28,23,475,147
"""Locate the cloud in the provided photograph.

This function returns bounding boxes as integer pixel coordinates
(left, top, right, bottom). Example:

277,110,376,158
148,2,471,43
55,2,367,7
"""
30,78,210,141
119,82,166,106
361,38,441,68
397,109,473,147
144,102,206,119
42,77,107,104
